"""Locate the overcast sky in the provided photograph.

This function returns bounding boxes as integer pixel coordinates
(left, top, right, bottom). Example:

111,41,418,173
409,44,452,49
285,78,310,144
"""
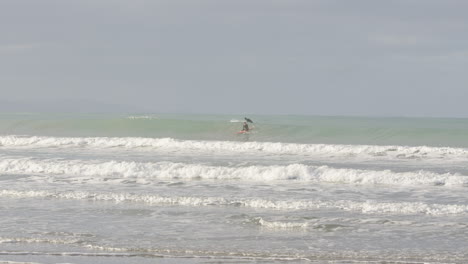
1,0,468,116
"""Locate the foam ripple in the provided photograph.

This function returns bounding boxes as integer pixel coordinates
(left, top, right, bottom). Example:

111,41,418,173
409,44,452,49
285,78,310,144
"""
0,158,466,187
1,135,467,160
1,190,467,216
254,217,309,229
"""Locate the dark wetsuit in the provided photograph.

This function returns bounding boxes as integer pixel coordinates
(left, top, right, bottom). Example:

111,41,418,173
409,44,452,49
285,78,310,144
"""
242,123,249,131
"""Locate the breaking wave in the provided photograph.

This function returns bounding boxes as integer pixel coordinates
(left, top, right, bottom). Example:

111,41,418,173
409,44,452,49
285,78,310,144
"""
1,135,467,160
1,190,467,216
0,158,467,187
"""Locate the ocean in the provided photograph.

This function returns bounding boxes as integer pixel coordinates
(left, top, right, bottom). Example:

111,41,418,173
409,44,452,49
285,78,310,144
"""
0,113,467,264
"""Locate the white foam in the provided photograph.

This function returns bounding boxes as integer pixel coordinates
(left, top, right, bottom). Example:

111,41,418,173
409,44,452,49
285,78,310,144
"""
126,115,158,120
254,217,309,229
1,190,467,216
0,261,42,264
0,244,312,262
1,135,467,161
0,158,466,187
0,237,80,246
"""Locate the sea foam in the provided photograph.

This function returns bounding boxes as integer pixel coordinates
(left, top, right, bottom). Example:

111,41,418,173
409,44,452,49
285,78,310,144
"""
0,158,466,187
1,135,467,160
1,189,467,216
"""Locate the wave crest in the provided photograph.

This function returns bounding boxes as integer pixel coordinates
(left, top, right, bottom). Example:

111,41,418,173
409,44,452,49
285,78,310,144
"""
1,190,467,216
1,135,467,160
0,158,466,187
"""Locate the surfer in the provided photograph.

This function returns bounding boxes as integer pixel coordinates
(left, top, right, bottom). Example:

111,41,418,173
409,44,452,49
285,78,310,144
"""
237,117,253,135
241,122,250,132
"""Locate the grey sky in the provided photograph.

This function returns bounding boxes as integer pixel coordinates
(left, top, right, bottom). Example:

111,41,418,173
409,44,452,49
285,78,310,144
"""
1,0,468,116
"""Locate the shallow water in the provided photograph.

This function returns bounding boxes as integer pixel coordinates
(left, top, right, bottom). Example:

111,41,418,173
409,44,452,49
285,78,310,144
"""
1,114,467,263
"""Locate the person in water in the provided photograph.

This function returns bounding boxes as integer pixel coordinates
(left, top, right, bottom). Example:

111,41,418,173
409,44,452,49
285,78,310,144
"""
242,122,249,132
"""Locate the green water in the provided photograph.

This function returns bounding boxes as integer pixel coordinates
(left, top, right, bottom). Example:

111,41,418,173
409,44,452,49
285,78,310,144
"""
1,113,468,147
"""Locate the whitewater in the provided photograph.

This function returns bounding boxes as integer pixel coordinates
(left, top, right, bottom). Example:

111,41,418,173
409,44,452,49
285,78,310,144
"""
1,113,468,264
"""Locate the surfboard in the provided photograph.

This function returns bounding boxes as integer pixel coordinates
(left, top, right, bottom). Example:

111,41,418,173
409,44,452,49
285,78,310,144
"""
237,127,254,134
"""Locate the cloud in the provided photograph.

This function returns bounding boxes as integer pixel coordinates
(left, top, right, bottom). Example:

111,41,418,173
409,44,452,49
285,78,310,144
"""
0,43,36,54
369,34,423,47
419,50,468,62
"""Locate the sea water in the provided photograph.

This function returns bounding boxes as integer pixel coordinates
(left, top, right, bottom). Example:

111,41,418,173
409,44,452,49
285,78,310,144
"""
0,113,467,264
